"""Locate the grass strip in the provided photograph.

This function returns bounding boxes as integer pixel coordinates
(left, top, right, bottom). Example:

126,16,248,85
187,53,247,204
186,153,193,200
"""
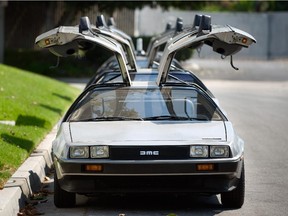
0,64,81,188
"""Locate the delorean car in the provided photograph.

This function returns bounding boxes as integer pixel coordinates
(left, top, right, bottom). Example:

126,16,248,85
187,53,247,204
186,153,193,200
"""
35,15,255,208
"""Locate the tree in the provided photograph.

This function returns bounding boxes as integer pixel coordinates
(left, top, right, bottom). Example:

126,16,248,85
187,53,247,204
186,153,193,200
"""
63,1,288,15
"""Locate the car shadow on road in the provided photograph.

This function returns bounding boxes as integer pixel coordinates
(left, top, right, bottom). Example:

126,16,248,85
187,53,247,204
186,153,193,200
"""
36,176,234,216
78,193,225,215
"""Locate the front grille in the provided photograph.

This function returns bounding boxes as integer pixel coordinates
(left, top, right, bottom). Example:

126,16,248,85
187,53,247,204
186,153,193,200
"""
110,146,190,160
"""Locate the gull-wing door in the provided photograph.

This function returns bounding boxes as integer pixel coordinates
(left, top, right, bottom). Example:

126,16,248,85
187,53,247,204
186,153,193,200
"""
35,17,131,86
146,21,174,56
93,15,138,72
147,17,185,68
106,17,136,55
157,15,256,86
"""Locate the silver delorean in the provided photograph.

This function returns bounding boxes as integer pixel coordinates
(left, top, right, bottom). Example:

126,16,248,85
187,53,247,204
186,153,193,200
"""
35,15,255,208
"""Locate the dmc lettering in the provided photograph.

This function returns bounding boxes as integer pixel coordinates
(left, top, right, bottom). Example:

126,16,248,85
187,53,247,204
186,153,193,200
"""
140,151,159,156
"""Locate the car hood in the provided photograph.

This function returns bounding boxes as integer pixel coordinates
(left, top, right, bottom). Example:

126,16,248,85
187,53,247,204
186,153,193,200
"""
69,121,226,145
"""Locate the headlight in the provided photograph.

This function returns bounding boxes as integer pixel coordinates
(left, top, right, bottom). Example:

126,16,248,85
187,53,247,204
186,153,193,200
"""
91,146,109,158
70,146,89,158
210,146,229,158
190,146,208,158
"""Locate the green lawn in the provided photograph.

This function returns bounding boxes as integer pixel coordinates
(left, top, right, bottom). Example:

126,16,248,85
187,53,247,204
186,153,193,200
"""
0,64,81,188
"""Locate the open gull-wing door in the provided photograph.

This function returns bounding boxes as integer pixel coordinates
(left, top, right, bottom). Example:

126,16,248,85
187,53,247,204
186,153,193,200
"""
105,16,136,55
146,14,207,68
35,17,131,86
147,17,185,68
146,20,177,56
156,15,256,86
93,15,138,72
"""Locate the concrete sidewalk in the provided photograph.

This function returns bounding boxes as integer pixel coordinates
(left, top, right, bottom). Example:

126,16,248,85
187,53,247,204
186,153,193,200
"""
0,126,56,216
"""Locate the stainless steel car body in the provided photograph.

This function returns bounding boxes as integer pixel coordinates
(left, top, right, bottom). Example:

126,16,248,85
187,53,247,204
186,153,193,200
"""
35,14,255,208
51,83,244,201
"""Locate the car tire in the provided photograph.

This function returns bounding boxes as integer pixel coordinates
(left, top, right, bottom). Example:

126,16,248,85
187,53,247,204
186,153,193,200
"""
54,172,76,208
221,163,245,208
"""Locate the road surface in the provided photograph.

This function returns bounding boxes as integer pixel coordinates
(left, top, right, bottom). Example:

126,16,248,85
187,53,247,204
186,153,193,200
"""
34,59,288,216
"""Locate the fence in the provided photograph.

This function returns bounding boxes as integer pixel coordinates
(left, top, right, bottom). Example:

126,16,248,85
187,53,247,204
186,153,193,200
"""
136,7,288,59
3,2,288,60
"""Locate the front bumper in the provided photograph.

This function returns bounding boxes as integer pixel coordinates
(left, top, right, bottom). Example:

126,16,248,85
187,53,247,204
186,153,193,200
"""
54,157,244,194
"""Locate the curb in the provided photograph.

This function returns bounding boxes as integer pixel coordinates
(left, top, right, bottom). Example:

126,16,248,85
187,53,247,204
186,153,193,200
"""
0,126,56,216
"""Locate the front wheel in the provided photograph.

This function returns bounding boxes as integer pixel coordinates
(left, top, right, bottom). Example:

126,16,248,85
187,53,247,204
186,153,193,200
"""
221,163,245,208
54,172,76,208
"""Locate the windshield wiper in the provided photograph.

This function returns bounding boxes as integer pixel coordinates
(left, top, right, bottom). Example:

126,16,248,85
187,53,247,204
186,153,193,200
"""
76,116,144,122
143,115,189,121
143,115,208,121
72,115,208,122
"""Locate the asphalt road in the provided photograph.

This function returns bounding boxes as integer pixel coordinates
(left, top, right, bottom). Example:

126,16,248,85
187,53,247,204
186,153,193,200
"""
34,59,288,216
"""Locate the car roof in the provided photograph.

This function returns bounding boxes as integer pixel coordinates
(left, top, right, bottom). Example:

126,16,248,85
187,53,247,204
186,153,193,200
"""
85,67,215,97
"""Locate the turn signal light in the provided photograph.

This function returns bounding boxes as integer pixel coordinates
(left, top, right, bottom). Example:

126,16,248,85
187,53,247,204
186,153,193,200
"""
242,38,248,44
45,39,50,45
196,164,214,171
84,164,103,172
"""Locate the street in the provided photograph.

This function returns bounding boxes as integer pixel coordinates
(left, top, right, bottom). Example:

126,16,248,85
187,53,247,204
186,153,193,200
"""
34,59,288,216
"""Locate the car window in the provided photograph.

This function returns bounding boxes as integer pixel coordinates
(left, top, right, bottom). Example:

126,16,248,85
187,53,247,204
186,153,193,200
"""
68,87,223,122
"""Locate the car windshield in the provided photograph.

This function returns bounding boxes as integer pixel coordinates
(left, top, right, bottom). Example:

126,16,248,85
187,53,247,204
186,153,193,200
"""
68,86,223,122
